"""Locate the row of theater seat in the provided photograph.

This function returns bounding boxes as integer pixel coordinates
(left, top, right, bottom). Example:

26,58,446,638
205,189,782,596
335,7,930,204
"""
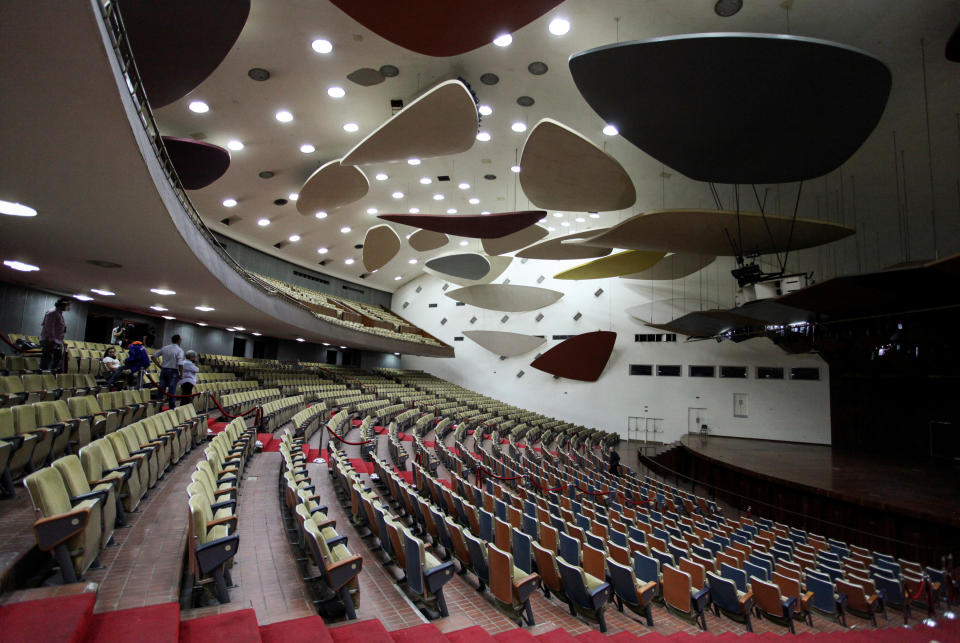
0,373,107,407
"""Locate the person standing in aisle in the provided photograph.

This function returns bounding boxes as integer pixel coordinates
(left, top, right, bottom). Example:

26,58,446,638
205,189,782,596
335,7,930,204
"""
179,350,200,398
39,298,71,372
152,334,184,408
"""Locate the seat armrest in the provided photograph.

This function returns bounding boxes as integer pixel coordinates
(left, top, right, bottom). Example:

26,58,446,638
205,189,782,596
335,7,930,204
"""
195,534,239,574
738,590,754,609
326,534,348,549
207,515,239,530
71,489,107,505
32,506,92,550
210,499,237,513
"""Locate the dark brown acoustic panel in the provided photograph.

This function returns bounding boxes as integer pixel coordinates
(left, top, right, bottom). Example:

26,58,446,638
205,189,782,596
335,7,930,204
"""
161,136,230,190
117,0,250,108
330,0,562,57
529,331,616,382
378,210,545,239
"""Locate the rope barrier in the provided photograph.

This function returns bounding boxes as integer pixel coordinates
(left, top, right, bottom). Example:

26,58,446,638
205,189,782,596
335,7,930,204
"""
0,332,43,355
326,424,373,446
145,373,264,428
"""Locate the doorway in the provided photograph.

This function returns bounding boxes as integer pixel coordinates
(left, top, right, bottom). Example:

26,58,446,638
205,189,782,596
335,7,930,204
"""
688,408,707,434
232,337,246,357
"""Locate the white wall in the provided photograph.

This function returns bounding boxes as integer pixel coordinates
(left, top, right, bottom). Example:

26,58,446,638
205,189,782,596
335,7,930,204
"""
393,255,830,445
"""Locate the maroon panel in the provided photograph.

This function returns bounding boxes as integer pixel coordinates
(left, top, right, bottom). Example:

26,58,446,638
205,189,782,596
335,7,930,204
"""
529,331,616,382
330,0,563,57
118,0,250,107
161,136,230,190
378,211,545,239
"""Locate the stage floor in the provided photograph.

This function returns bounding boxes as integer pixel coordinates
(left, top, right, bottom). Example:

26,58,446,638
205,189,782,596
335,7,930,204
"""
678,434,960,528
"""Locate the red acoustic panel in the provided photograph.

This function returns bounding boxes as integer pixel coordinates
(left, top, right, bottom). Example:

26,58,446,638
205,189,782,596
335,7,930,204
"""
378,211,545,239
161,136,230,190
330,0,563,57
529,331,617,382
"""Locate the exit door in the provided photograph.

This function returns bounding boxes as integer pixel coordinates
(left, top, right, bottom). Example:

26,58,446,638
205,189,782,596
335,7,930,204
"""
688,408,707,433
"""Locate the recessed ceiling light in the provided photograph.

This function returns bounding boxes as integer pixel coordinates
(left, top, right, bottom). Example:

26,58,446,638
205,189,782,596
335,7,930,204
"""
344,258,355,265
151,288,176,295
481,211,490,215
589,213,601,219
493,34,513,47
225,327,235,332
226,140,244,151
458,182,470,190
419,177,432,185
90,288,114,295
394,275,402,281
511,122,527,133
343,122,359,132
446,208,458,214
340,346,347,349
275,110,293,122
392,191,404,199
150,305,168,311
476,131,491,142
311,38,333,53
575,217,586,223
375,172,388,181
602,124,619,136
188,100,209,113
468,197,480,205
394,352,400,356
322,342,330,346
197,322,207,326
478,105,493,116
300,143,316,153
0,200,37,217
73,294,93,301
433,194,444,201
257,218,270,226
459,240,468,246
327,86,345,98
340,226,351,233
314,211,327,219
365,207,378,215
553,212,564,218
288,193,298,201
222,198,237,208
288,234,301,242
510,165,521,173
234,326,246,331
195,305,215,312
407,158,421,165
561,221,571,227
317,247,328,254
251,332,261,336
162,315,176,320
409,207,420,214
296,337,306,342
408,258,418,264
548,17,570,36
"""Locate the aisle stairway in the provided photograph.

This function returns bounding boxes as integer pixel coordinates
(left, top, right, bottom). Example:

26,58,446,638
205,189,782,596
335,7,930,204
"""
0,593,956,643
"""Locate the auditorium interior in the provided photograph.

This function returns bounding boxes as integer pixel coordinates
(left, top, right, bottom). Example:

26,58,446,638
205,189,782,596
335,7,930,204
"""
0,0,959,641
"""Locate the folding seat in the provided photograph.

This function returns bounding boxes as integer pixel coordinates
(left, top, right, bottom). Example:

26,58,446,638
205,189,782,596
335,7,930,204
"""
128,422,169,477
743,560,768,582
487,542,539,626
751,575,796,633
69,395,117,437
24,466,103,583
52,454,117,548
142,416,180,465
662,563,709,630
720,562,748,593
12,404,54,470
104,431,152,492
153,412,189,460
187,494,238,604
0,407,39,489
22,374,51,401
768,570,812,625
872,572,911,623
303,519,362,618
401,526,456,618
679,557,707,592
196,459,237,494
706,570,753,631
556,555,612,632
79,439,143,513
120,390,147,424
651,546,675,570
39,400,91,452
175,403,205,445
1,375,40,406
806,573,846,625
836,577,880,627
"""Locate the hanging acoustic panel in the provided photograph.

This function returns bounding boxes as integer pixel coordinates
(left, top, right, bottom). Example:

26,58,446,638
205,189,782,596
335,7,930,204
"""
482,225,549,256
424,255,511,287
362,224,401,272
408,229,449,251
296,159,369,214
554,250,666,280
626,298,720,325
161,137,230,190
530,331,617,382
378,210,545,238
425,253,490,280
341,80,478,165
519,119,635,212
445,284,563,312
620,253,716,280
569,34,891,183
329,0,562,57
117,0,250,108
463,330,545,357
576,209,855,257
516,228,612,260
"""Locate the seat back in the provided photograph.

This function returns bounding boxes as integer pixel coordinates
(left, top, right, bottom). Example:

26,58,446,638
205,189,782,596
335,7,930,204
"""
488,543,516,606
662,564,692,613
512,527,532,574
633,551,660,585
532,540,562,592
806,575,836,614
559,531,580,565
463,530,489,583
837,578,871,613
706,571,741,614
721,562,748,592
743,560,768,582
556,557,591,609
679,557,705,590
751,576,783,616
582,543,606,581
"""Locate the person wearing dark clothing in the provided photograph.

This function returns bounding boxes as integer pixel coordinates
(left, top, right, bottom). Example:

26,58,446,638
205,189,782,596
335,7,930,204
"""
608,447,621,476
39,298,70,371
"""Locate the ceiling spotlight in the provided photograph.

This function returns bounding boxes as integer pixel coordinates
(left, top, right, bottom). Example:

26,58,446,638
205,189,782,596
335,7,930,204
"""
407,158,421,165
458,182,470,190
480,211,490,215
468,197,480,205
510,165,521,173
589,212,600,219
433,194,444,201
714,0,743,17
296,337,306,342
196,322,207,326
226,140,244,151
408,258,418,264
314,211,327,219
151,288,176,295
340,226,351,233
343,122,359,132
419,177,432,185
311,38,333,53
162,315,176,320
366,207,378,215
478,104,493,116
476,131,491,142
575,217,586,223
288,193,298,201
408,207,420,214
188,100,209,113
251,332,261,336
459,240,468,246
222,198,237,207
394,275,402,281
73,294,94,301
257,218,270,226
344,258,355,265
511,122,527,133
553,212,564,218
446,208,458,214
340,346,347,349
392,191,404,199
233,326,246,331
150,305,168,311
317,247,328,254
0,200,37,217
327,86,345,98
375,172,388,181
195,305,215,311
299,143,315,153
89,288,114,296
322,342,330,346
548,17,570,35
493,34,513,47
602,124,619,136
275,110,293,122
288,234,301,242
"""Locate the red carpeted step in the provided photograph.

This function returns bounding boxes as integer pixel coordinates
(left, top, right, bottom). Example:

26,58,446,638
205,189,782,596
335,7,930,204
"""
352,419,363,428
572,630,609,642
179,609,262,643
208,421,229,434
0,593,96,643
606,633,648,642
328,618,394,643
259,615,333,643
306,448,329,461
375,426,388,435
423,440,437,448
446,625,497,643
348,458,374,474
258,433,276,451
494,628,538,642
390,622,449,643
82,602,180,643
400,433,414,442
397,470,413,483
535,629,578,642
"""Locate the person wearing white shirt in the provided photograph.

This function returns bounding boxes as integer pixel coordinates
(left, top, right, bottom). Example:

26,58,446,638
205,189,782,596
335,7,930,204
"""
152,335,184,408
179,350,200,397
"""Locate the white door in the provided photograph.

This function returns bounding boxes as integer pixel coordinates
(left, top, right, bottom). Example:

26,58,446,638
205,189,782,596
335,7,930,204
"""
688,408,707,433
